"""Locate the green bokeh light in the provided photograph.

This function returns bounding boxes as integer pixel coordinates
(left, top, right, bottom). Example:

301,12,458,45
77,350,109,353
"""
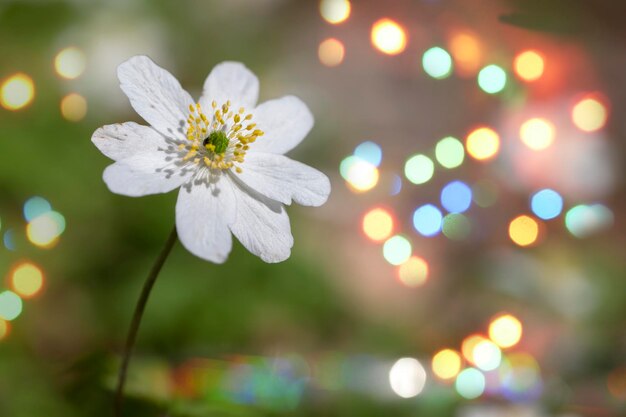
404,154,434,185
383,235,412,265
435,136,465,169
422,47,453,79
478,64,507,94
0,291,23,321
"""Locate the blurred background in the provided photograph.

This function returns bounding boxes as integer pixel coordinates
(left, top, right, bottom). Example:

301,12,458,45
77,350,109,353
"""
1,0,625,416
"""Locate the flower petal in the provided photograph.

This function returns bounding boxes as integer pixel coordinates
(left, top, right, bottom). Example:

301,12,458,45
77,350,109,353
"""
176,175,236,264
92,122,167,161
226,176,294,263
248,96,314,155
103,152,193,197
235,152,330,206
199,62,259,111
117,55,194,139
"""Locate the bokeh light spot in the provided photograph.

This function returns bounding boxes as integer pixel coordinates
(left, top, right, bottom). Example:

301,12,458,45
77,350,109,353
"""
455,368,485,399
319,0,351,24
509,215,540,247
565,204,613,238
572,96,608,132
435,136,465,169
397,256,429,287
318,38,345,67
27,211,66,248
489,314,523,349
466,127,500,161
383,235,412,265
340,156,379,192
413,204,443,237
432,349,462,380
514,50,545,82
23,196,51,222
404,154,434,185
462,334,489,364
442,213,471,241
472,340,502,371
520,118,555,150
608,368,626,400
389,358,427,398
478,64,507,94
54,47,86,79
441,181,472,213
371,19,407,55
0,318,9,340
1,73,35,111
449,32,482,75
0,291,23,321
354,141,382,167
362,208,394,242
61,93,87,122
531,189,563,220
11,262,44,299
499,353,542,401
472,180,498,207
422,47,453,79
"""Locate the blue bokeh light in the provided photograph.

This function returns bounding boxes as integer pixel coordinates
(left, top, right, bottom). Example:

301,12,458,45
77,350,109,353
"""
441,181,472,213
530,189,563,220
412,204,443,237
23,196,51,221
354,141,383,167
390,174,402,196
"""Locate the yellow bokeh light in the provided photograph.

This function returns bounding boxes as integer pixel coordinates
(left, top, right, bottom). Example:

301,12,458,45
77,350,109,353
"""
362,208,394,242
514,50,545,82
60,93,87,122
320,0,351,24
509,215,540,247
0,318,9,340
27,214,63,248
519,117,555,150
432,349,462,380
11,262,44,299
371,18,407,56
318,38,345,67
489,314,523,349
346,160,379,192
449,32,482,75
1,73,35,111
466,127,500,161
397,256,429,287
54,47,86,80
572,97,608,132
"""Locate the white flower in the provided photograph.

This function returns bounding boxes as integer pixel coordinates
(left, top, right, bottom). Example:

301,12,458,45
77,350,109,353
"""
92,56,330,263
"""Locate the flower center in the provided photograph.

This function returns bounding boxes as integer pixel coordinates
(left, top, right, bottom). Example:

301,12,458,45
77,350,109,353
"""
180,101,264,173
203,131,229,154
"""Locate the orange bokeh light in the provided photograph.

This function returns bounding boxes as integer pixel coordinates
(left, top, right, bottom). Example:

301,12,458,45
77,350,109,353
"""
318,38,345,67
449,32,482,76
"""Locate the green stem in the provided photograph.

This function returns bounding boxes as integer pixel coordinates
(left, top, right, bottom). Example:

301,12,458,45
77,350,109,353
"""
114,226,178,417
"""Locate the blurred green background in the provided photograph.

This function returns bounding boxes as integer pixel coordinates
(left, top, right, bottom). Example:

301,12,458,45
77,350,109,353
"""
1,0,625,416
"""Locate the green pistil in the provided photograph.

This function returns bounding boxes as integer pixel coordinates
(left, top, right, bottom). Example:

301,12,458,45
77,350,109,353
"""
204,131,229,154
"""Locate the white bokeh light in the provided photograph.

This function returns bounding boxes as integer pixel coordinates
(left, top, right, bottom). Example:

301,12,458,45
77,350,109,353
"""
389,357,427,398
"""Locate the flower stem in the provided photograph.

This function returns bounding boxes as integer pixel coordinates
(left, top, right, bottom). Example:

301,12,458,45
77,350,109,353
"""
114,226,178,417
